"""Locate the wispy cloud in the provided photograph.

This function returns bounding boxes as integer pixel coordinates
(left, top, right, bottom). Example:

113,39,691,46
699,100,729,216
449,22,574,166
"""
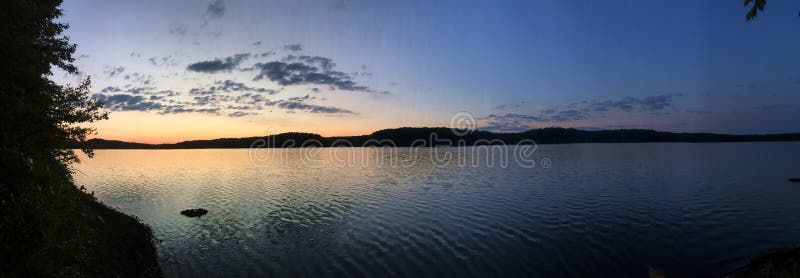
169,26,188,36
206,0,226,18
480,94,683,132
189,79,278,95
264,95,355,114
103,66,125,77
123,72,155,85
250,55,387,94
92,93,219,115
186,53,250,73
284,43,303,52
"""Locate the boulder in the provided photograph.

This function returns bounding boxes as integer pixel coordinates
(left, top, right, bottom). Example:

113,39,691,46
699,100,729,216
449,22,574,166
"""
180,208,208,217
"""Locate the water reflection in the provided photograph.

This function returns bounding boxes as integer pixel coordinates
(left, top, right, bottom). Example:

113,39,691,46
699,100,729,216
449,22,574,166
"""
74,143,800,277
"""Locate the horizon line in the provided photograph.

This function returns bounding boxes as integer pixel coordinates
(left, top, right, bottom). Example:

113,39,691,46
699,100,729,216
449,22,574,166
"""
87,126,800,146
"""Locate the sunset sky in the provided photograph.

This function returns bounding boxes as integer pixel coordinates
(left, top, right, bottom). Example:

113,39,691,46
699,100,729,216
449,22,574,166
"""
53,0,800,143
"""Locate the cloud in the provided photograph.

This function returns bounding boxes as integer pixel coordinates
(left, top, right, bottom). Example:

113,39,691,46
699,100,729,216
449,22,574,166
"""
95,87,355,116
224,93,355,114
480,94,682,132
542,109,590,121
254,51,275,58
104,66,125,77
250,58,382,93
279,102,351,114
585,94,679,113
232,93,267,105
228,111,254,117
161,106,220,114
186,53,250,73
93,93,218,115
170,26,188,36
479,121,535,133
330,0,350,10
284,43,303,52
206,0,226,18
101,86,122,93
188,88,216,95
265,95,355,114
189,79,278,95
100,86,180,97
283,55,335,71
185,86,355,115
494,101,529,110
193,94,232,106
153,90,180,97
124,87,152,94
123,73,155,85
92,94,163,112
148,55,178,67
482,111,587,124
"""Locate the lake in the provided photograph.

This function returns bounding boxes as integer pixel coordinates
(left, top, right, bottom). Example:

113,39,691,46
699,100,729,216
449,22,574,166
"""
73,142,800,277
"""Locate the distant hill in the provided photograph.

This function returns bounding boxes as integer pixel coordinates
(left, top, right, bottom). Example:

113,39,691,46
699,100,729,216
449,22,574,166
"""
80,127,800,149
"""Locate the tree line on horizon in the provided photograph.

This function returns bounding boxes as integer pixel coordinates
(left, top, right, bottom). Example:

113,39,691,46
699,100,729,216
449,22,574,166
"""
80,127,800,149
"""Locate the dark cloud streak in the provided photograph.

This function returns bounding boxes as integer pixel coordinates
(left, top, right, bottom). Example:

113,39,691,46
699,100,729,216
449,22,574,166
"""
284,43,303,51
480,94,682,132
251,59,382,93
186,53,250,73
206,0,226,18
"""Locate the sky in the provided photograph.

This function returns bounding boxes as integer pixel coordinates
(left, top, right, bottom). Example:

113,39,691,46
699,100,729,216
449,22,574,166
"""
53,0,800,143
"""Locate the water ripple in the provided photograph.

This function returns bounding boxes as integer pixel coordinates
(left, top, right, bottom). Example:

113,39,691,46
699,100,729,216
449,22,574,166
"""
72,143,800,277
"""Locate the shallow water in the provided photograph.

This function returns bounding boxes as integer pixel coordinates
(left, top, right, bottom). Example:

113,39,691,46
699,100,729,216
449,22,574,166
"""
73,142,800,277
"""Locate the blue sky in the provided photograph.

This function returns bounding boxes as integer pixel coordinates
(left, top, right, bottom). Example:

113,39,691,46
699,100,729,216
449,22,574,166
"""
54,0,800,142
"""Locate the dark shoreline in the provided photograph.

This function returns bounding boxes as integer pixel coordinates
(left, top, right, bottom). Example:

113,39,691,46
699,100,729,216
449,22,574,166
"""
726,246,800,277
2,174,161,277
81,127,800,149
77,192,162,277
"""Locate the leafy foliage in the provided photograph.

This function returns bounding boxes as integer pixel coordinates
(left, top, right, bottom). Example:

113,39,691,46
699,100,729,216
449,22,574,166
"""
0,1,159,276
744,0,800,21
745,0,767,21
0,0,108,168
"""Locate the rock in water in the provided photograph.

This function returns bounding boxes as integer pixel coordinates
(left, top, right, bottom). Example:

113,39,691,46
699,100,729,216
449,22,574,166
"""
180,208,208,217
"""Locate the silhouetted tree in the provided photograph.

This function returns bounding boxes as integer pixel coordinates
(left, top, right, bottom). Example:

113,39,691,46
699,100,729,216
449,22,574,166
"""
0,0,107,169
1,1,110,274
745,0,800,21
745,0,768,21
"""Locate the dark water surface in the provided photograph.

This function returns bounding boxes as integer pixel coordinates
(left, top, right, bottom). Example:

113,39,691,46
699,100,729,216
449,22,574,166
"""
74,143,800,277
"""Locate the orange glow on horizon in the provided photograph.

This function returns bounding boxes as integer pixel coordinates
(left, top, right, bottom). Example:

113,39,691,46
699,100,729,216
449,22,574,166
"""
88,111,446,144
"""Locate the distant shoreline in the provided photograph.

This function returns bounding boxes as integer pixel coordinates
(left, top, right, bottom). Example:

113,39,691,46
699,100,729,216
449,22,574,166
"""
78,127,800,149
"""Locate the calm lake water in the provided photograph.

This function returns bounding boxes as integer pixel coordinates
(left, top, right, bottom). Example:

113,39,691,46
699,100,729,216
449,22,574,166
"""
74,143,800,277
